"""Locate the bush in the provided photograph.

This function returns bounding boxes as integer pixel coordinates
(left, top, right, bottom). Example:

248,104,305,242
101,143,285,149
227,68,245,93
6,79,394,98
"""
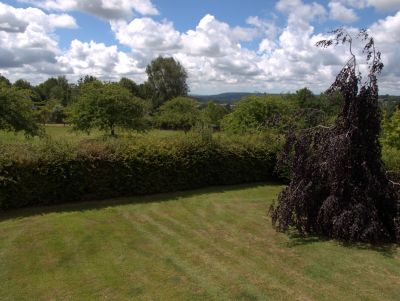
382,144,400,182
0,134,279,210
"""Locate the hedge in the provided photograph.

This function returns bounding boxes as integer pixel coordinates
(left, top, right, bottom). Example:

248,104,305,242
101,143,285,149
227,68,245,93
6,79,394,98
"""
0,134,280,210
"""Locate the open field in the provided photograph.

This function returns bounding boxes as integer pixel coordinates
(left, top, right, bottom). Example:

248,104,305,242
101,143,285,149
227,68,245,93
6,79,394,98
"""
0,184,399,300
0,124,186,145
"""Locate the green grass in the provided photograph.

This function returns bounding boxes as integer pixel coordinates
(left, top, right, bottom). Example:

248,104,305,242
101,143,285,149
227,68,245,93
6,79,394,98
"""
0,124,187,145
0,183,398,300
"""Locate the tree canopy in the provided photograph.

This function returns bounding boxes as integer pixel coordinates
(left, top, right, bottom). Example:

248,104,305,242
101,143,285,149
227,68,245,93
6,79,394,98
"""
0,83,41,136
221,95,295,134
155,97,199,132
146,57,189,108
68,81,149,136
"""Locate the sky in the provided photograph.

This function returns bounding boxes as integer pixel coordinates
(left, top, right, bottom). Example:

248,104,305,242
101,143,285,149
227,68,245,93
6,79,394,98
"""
0,0,399,95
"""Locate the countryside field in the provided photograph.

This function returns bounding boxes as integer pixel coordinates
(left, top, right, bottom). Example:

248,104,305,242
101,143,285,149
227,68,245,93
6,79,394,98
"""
0,184,399,301
0,124,185,145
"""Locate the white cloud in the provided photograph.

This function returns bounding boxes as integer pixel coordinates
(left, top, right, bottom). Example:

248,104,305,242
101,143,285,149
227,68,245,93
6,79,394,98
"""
111,18,182,54
329,2,358,23
56,40,145,82
0,2,77,75
20,0,159,20
369,11,400,91
337,0,400,11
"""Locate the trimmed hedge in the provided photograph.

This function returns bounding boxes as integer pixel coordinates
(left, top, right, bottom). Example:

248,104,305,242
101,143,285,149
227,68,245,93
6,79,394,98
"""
0,134,280,210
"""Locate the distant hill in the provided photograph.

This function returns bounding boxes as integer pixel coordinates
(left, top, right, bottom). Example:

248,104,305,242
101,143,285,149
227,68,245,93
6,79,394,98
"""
191,92,265,103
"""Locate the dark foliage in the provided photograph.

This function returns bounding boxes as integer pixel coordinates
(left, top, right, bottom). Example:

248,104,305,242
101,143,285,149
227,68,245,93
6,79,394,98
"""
0,136,278,210
271,28,400,243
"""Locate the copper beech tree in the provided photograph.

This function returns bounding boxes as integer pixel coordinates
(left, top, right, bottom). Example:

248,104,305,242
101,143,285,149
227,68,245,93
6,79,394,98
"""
271,29,400,243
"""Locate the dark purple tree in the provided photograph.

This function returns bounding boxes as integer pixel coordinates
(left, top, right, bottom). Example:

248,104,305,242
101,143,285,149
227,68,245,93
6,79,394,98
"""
271,29,400,243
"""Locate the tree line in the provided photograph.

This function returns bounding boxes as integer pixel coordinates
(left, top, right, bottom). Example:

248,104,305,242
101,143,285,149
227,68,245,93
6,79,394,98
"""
1,55,399,138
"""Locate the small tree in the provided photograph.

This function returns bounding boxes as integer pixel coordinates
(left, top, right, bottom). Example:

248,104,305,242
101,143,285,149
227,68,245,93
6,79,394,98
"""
146,57,189,108
221,96,295,134
69,82,149,136
119,77,139,97
0,83,41,136
271,29,400,243
201,101,229,129
155,97,200,132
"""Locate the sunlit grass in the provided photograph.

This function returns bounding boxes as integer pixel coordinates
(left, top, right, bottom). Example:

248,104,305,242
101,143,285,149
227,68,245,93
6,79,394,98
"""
0,183,398,300
0,124,186,145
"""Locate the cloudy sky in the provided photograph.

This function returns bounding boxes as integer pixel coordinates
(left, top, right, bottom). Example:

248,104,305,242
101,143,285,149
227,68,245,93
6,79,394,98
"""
0,0,399,94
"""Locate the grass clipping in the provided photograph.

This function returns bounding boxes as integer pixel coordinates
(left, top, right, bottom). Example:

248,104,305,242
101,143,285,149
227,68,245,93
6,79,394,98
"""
271,29,400,243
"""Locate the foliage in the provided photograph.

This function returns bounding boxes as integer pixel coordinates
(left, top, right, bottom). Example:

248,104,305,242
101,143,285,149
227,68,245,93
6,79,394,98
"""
37,76,71,106
0,134,278,209
146,56,189,108
119,77,139,97
155,97,200,132
221,95,296,134
271,29,400,243
201,101,229,129
68,81,149,136
0,74,11,87
382,107,400,149
0,83,42,136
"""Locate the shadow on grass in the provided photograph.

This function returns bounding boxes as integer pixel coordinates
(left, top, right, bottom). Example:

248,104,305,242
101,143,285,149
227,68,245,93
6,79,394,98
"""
285,231,398,257
0,182,278,222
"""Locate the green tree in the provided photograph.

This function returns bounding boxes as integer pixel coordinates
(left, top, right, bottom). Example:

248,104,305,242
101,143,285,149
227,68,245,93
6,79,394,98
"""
37,76,71,106
137,81,153,101
0,74,11,87
69,82,149,136
0,83,41,136
221,96,295,134
201,101,228,129
13,79,42,103
155,97,200,132
146,57,188,108
13,79,32,90
119,77,139,96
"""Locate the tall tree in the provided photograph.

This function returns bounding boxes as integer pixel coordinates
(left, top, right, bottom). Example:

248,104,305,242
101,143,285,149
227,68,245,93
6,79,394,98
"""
146,57,189,108
271,29,399,243
119,77,139,97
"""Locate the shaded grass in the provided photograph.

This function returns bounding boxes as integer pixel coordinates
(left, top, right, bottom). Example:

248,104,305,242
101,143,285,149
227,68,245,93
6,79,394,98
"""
0,183,399,300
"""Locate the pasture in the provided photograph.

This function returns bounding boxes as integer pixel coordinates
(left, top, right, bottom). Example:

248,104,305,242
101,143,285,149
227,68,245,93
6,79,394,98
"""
0,184,398,300
0,124,185,145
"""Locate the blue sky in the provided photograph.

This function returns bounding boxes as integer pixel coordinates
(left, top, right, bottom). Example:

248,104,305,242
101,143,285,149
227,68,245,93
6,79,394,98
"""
0,0,399,94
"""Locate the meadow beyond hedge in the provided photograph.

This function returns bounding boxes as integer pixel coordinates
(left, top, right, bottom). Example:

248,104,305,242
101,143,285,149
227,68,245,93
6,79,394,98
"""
0,134,280,210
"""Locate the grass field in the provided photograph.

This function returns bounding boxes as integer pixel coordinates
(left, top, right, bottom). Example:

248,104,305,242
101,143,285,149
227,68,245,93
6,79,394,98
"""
0,124,186,145
0,184,399,300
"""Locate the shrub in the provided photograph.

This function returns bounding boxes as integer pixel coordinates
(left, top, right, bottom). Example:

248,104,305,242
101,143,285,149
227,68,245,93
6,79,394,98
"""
0,134,279,210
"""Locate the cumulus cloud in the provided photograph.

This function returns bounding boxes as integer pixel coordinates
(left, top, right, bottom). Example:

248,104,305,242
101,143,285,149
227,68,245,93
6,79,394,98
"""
57,40,145,82
0,2,77,77
110,18,182,54
329,2,358,23
20,0,159,20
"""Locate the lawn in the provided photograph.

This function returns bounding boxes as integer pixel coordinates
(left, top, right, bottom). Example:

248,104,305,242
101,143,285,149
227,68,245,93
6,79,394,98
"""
0,184,399,300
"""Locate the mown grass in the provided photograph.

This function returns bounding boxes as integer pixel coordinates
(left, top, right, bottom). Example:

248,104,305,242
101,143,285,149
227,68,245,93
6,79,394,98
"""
0,184,398,300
